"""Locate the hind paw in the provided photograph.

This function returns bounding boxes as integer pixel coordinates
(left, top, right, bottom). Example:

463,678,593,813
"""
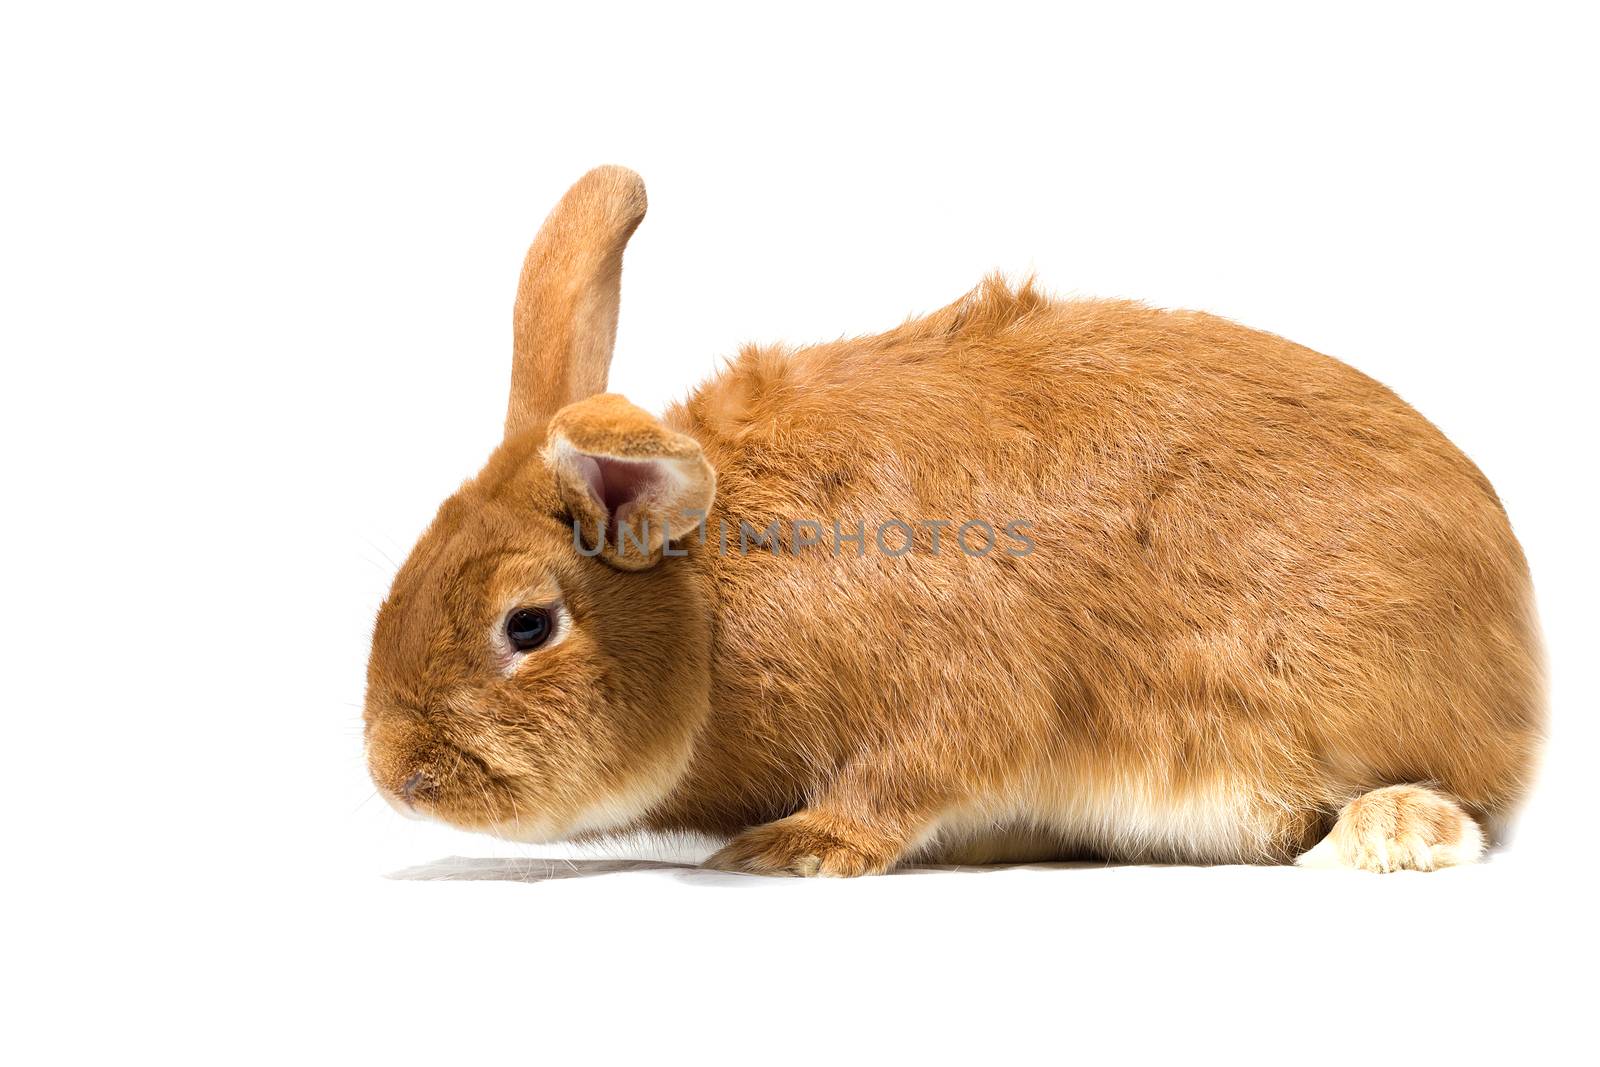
1297,785,1485,872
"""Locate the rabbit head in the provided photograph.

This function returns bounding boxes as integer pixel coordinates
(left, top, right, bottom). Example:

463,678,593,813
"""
363,167,715,841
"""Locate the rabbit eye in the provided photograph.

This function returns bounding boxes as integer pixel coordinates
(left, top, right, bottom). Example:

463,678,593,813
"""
505,607,553,651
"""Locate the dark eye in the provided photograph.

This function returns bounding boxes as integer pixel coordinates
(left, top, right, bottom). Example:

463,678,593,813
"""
505,607,553,651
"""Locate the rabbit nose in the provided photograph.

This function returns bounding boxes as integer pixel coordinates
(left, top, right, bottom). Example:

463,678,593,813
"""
399,771,429,808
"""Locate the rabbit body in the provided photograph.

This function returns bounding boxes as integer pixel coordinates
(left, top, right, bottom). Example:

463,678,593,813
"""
650,279,1541,872
364,168,1542,875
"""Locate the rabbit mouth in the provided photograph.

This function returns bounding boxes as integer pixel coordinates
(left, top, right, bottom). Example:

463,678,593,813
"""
366,721,514,829
367,696,699,844
369,743,643,843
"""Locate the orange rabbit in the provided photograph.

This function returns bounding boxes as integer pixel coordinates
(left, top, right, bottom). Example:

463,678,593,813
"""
364,166,1543,875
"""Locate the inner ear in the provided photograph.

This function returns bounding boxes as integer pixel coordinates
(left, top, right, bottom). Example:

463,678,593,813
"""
573,454,664,526
543,394,717,571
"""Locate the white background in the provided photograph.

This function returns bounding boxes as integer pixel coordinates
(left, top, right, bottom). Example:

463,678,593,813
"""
5,2,1597,1062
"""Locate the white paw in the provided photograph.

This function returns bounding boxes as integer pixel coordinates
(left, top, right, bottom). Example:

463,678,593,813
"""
1296,785,1485,873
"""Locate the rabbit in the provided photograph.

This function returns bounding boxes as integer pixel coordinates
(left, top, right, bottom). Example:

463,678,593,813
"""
363,165,1543,875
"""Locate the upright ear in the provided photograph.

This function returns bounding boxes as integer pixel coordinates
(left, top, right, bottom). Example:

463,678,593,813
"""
505,166,648,439
545,394,715,571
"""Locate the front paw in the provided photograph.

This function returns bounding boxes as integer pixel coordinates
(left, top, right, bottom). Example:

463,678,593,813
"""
705,813,897,877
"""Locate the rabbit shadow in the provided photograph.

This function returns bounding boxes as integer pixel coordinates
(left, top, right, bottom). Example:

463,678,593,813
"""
388,854,1106,886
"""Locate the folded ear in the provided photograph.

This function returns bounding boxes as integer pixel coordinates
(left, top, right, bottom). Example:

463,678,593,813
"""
506,166,648,440
544,394,715,571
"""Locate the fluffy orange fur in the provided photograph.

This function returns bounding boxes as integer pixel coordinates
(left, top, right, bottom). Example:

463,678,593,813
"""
364,166,1543,875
